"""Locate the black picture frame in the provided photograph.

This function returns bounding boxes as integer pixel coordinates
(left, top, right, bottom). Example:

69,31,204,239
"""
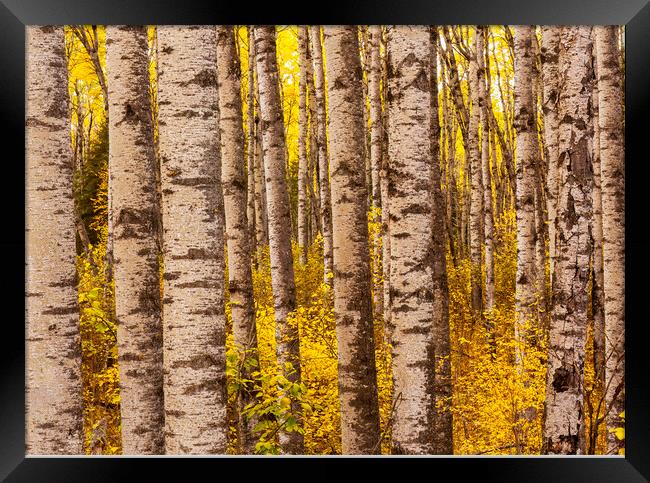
2,1,648,480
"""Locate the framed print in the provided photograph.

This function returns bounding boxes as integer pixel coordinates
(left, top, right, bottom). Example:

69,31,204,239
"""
2,0,649,480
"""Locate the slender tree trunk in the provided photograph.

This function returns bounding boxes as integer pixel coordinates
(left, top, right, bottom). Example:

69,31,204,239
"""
156,26,228,454
369,26,382,208
72,26,109,113
106,25,165,454
589,41,606,450
247,30,257,256
26,25,83,455
463,161,471,259
441,28,468,138
305,40,321,245
386,25,438,454
309,26,334,280
297,27,309,265
253,25,303,454
249,31,269,251
540,27,561,289
323,26,381,454
360,27,372,210
430,26,454,454
468,28,484,315
368,25,383,316
532,35,548,319
595,25,625,455
514,25,539,350
478,27,495,313
380,27,392,332
513,25,540,452
254,111,269,250
215,25,260,454
543,26,593,455
443,73,460,262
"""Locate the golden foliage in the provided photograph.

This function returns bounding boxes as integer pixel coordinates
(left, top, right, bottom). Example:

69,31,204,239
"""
67,25,617,456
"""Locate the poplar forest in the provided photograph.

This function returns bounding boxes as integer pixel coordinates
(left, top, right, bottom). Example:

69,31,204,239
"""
26,25,625,455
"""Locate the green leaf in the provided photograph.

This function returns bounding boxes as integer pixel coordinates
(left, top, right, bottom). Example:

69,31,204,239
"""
285,415,298,432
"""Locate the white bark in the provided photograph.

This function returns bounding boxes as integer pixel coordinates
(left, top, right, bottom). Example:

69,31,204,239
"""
26,25,83,455
157,25,228,454
323,25,381,454
215,25,259,454
595,25,625,455
468,28,484,314
253,25,303,454
540,27,561,287
106,25,165,454
309,26,334,281
478,27,495,313
513,25,540,452
386,25,437,454
297,27,309,265
543,26,593,455
513,25,539,355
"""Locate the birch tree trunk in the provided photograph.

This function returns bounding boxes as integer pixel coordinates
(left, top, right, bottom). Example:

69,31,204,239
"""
591,28,605,400
106,25,165,454
513,25,539,354
543,26,593,455
360,27,372,210
253,25,303,454
215,25,260,454
589,43,606,451
297,26,309,265
309,26,334,280
254,110,269,250
247,30,257,254
513,26,540,452
468,28,484,315
386,25,438,454
305,40,321,245
368,25,383,315
540,27,561,287
249,30,269,251
430,26,454,454
323,26,381,454
26,25,83,455
532,36,548,318
156,26,228,454
380,27,392,334
478,27,495,313
595,25,625,455
369,26,383,209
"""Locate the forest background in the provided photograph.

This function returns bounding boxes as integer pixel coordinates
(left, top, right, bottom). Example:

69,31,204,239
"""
26,25,625,456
